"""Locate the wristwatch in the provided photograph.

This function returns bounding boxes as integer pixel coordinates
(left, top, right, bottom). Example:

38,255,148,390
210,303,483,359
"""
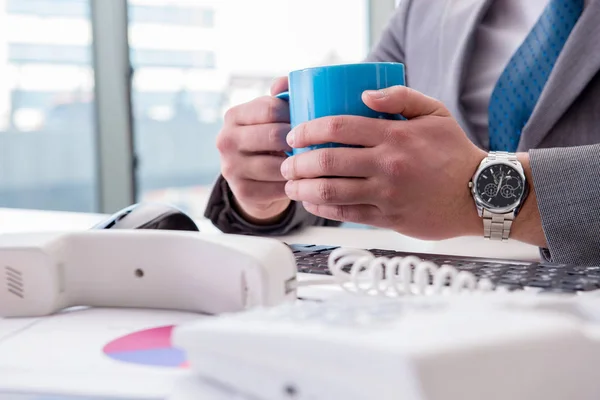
468,151,529,241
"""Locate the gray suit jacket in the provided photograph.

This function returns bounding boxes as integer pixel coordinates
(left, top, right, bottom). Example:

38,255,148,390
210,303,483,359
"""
205,0,600,265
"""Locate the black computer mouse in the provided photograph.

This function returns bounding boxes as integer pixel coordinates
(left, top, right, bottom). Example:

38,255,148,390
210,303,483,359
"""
93,202,200,231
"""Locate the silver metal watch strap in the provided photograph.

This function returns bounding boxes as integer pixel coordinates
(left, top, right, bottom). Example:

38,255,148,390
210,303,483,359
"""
481,151,519,241
483,209,514,241
485,151,518,162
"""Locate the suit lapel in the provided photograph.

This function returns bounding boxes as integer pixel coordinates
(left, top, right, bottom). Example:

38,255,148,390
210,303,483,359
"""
519,0,600,150
441,0,495,149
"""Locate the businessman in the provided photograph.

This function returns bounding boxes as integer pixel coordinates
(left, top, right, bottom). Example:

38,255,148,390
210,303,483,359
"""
205,0,600,265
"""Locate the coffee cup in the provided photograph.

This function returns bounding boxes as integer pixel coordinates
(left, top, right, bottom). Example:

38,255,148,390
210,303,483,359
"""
276,62,406,156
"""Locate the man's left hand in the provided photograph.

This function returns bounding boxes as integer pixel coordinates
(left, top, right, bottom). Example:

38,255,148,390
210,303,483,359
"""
280,86,487,240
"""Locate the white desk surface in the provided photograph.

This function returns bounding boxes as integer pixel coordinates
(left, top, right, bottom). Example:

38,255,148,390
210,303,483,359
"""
0,207,541,399
0,207,541,261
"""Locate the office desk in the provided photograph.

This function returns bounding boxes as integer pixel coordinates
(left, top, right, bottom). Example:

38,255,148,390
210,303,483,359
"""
0,207,541,260
0,208,106,233
0,207,541,399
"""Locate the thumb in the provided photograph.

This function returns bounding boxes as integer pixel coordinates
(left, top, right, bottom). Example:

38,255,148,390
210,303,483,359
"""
270,76,289,96
362,85,450,119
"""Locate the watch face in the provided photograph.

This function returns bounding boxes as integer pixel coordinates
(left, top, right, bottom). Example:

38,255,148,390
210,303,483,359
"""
475,162,525,210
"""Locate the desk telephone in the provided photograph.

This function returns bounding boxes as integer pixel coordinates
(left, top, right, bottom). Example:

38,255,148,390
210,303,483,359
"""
173,292,600,400
2,203,600,399
172,242,600,400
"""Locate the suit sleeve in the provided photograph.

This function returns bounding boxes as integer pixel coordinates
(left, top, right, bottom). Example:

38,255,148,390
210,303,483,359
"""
204,3,411,235
203,175,340,236
529,143,600,265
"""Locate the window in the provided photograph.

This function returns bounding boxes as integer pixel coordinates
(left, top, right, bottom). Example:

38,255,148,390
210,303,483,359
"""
2,0,378,215
6,0,89,18
0,0,97,212
130,5,214,27
130,0,369,217
131,49,215,69
9,44,91,65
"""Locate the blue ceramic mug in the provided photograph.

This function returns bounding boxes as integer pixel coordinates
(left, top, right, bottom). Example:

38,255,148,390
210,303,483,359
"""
276,62,406,156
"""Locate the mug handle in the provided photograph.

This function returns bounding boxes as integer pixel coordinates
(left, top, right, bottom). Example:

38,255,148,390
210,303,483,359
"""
275,91,293,156
276,91,289,101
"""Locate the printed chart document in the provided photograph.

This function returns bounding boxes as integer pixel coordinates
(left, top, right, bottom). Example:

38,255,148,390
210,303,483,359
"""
0,307,206,399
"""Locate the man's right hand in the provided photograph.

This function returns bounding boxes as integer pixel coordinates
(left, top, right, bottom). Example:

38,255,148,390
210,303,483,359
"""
216,76,292,224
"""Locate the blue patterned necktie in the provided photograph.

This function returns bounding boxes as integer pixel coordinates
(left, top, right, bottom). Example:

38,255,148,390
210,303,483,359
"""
488,0,584,152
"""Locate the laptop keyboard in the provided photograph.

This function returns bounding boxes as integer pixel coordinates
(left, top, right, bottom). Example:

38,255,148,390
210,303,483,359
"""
288,244,600,293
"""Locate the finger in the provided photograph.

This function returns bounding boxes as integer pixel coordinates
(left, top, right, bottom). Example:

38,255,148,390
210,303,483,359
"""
230,180,287,204
238,123,292,153
302,202,378,224
285,178,373,205
362,85,450,119
270,76,289,96
222,155,287,182
281,148,376,180
228,96,290,126
287,115,387,149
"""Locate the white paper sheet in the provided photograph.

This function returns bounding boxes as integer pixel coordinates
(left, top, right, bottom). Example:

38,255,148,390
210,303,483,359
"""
0,308,207,399
0,317,40,342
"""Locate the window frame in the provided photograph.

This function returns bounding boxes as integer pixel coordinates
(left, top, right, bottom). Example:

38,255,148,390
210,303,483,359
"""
91,0,136,213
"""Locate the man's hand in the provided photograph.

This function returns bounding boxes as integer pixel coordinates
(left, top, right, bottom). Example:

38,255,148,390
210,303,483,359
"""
216,76,292,224
280,85,488,240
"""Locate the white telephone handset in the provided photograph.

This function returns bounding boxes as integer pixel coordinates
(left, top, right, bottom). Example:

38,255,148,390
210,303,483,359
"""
0,230,297,318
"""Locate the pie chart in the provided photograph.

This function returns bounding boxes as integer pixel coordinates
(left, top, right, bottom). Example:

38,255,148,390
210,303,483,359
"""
103,325,189,368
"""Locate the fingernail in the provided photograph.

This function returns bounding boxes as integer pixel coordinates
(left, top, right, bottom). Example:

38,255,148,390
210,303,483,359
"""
365,89,386,99
280,159,290,179
285,180,295,197
287,130,295,146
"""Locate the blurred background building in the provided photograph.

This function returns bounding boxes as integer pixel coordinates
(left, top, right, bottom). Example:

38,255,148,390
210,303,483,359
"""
0,0,375,217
